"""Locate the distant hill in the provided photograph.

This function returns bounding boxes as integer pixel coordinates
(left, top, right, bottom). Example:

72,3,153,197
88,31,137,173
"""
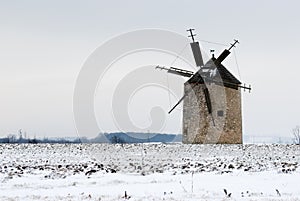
102,132,181,143
0,133,182,144
83,132,181,143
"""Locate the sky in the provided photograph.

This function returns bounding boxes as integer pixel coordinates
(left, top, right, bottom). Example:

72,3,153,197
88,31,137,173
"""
0,0,300,138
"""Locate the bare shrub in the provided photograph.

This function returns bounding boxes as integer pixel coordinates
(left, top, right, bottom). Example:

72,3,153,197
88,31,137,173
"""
292,126,300,144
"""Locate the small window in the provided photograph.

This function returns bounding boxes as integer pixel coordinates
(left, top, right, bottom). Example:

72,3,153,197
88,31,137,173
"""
217,110,224,117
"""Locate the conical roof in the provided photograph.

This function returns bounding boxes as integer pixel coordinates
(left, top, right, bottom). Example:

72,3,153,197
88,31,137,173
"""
187,57,241,90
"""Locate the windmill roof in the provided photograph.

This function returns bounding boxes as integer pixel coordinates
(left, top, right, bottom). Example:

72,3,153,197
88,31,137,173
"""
187,57,241,89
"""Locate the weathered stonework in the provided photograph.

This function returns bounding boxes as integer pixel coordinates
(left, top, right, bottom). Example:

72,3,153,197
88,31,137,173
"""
182,82,242,144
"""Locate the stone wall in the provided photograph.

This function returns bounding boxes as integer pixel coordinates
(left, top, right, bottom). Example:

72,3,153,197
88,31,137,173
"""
182,82,242,144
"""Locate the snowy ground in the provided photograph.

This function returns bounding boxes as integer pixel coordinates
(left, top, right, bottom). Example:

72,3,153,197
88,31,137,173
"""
0,143,299,200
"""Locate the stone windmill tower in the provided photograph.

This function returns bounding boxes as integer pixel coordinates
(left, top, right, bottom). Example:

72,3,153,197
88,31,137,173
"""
156,29,251,144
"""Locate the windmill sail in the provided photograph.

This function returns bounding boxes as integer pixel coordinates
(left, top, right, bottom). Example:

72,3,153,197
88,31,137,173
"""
155,66,194,78
203,87,212,114
190,42,204,67
215,49,230,64
216,39,239,64
168,94,186,114
167,67,194,77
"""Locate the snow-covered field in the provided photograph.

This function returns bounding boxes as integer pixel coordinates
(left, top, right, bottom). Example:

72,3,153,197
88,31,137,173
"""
0,143,299,200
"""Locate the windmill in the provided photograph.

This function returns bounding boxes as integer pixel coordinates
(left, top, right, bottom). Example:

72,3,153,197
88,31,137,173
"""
156,29,251,144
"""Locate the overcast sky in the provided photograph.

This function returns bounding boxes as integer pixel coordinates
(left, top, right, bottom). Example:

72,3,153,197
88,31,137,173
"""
0,0,300,138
